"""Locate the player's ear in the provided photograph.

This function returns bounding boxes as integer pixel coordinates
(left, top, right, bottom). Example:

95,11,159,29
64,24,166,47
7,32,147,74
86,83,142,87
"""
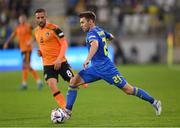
89,19,93,24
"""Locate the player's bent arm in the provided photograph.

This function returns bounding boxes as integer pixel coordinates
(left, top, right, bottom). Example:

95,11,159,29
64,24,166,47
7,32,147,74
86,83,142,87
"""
3,32,16,49
57,37,68,61
54,38,68,70
85,40,98,64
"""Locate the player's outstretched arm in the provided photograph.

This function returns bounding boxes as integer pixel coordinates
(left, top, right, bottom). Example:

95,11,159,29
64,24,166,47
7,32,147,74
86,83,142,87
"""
3,33,16,49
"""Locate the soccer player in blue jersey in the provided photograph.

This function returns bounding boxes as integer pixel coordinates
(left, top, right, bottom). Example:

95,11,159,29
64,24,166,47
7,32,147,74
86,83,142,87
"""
64,11,162,119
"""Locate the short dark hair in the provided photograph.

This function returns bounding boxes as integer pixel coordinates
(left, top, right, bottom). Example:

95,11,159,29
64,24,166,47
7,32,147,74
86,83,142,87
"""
79,11,96,22
34,8,46,15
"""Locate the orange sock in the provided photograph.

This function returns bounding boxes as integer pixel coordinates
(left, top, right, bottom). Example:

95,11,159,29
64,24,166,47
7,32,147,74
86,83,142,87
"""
53,91,66,109
22,69,28,84
31,69,40,81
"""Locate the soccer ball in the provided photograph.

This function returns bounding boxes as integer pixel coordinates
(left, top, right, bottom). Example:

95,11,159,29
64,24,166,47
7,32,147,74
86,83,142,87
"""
51,108,65,123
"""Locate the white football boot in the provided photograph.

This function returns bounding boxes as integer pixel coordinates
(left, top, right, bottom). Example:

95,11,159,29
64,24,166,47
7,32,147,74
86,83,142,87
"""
63,109,72,120
152,100,162,116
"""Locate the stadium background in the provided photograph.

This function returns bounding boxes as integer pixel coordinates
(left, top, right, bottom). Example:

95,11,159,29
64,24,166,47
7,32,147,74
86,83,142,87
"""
0,0,180,127
0,0,180,70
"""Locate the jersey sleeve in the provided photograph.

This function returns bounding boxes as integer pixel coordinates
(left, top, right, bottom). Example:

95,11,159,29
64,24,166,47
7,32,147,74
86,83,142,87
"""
53,27,64,40
104,31,111,39
52,27,68,61
87,32,98,43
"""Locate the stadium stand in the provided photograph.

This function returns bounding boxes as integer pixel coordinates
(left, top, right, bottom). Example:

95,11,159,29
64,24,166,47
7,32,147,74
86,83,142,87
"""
1,0,179,63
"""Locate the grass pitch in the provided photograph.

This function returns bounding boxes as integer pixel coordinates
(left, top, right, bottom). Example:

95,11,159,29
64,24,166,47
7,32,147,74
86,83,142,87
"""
0,64,180,127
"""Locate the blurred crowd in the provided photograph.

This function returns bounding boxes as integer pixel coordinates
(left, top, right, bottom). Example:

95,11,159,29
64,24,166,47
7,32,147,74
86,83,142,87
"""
0,0,31,48
0,0,178,48
66,0,177,38
65,0,178,64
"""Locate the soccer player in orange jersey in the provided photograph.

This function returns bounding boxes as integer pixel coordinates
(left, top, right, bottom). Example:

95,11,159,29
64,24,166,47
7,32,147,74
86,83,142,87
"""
3,14,43,90
34,8,88,109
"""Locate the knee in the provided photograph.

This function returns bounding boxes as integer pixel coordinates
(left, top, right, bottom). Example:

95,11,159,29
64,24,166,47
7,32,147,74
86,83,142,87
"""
47,79,59,93
22,64,26,69
47,79,57,87
123,88,132,95
69,75,83,88
23,63,30,69
68,78,79,90
122,84,134,95
70,77,76,85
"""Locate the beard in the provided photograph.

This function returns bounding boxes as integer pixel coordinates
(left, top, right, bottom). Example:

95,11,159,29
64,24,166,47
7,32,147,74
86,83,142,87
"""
38,21,46,28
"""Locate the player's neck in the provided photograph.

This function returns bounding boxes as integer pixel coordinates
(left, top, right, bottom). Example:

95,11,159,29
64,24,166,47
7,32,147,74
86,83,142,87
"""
20,22,26,25
89,25,96,31
39,23,46,29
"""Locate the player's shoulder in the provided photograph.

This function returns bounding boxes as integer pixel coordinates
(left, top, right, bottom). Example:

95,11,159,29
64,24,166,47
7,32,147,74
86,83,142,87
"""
46,23,61,30
26,23,33,31
87,29,95,35
15,23,21,29
87,32,96,38
46,23,64,38
87,28,98,38
89,26,103,34
26,23,32,27
93,26,103,31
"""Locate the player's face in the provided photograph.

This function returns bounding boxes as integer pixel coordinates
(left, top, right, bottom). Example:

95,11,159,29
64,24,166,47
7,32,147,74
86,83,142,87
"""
19,15,26,24
80,17,90,32
35,12,46,28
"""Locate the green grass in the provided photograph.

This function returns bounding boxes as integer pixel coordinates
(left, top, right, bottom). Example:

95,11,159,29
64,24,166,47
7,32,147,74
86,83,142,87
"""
0,64,180,127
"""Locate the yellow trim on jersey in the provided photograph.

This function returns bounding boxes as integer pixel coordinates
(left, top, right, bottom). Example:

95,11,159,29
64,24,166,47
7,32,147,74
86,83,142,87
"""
97,31,105,36
135,87,139,95
68,87,79,91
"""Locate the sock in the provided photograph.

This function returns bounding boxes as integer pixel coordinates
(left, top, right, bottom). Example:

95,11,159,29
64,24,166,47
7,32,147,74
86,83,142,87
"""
82,83,88,88
37,79,42,84
133,87,154,104
53,91,66,109
30,68,40,81
66,86,78,110
22,69,28,84
22,81,27,86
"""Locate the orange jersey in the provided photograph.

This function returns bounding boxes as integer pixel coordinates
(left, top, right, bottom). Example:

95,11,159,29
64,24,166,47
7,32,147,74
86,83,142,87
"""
14,23,33,52
34,23,68,66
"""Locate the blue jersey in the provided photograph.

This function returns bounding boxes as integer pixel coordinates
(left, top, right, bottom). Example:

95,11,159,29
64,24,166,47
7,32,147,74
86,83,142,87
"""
79,26,127,88
86,26,111,67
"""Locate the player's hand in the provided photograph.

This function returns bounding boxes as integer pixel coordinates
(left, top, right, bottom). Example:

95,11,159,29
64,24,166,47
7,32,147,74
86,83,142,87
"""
37,50,42,57
83,59,90,69
54,59,62,70
3,43,8,49
26,41,31,46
